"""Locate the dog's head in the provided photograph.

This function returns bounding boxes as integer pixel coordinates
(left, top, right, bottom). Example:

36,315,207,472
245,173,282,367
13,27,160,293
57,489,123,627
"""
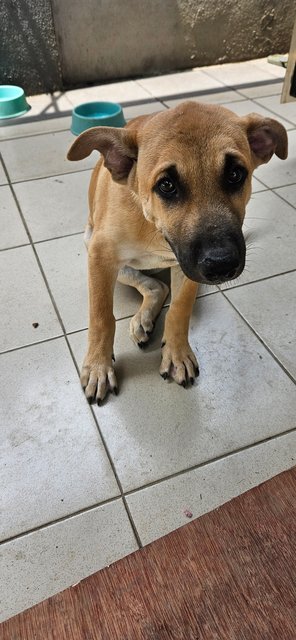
68,101,287,284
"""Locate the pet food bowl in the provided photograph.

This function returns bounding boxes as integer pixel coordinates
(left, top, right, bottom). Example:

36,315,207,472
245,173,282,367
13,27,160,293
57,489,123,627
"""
71,101,126,135
0,85,31,119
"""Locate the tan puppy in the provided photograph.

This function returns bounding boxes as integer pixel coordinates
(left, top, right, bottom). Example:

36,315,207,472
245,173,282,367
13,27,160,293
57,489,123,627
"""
67,101,287,403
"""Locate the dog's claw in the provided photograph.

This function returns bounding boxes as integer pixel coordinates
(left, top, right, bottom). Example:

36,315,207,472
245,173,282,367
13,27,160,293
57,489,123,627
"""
161,371,168,380
190,377,195,385
97,398,102,406
181,380,186,388
113,386,118,396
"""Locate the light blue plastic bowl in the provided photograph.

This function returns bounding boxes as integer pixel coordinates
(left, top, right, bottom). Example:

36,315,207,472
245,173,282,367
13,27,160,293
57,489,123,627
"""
71,101,126,135
0,85,31,119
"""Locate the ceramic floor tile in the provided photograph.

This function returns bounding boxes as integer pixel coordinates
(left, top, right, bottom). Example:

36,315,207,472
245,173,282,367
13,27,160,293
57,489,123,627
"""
274,183,296,207
69,293,295,492
0,186,28,249
255,95,296,125
255,129,296,188
221,99,293,130
14,171,91,242
36,234,144,332
251,58,286,79
66,80,152,106
203,60,279,87
0,131,95,182
225,272,296,379
0,338,120,542
251,177,267,193
0,499,137,622
0,93,73,141
0,245,62,353
163,89,244,109
124,101,167,120
0,116,72,141
136,69,224,99
223,190,296,288
127,431,296,545
0,159,8,185
236,81,283,99
26,92,73,118
36,233,215,334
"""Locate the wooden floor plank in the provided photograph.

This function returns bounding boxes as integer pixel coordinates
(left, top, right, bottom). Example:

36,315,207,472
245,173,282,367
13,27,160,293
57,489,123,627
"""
1,467,296,639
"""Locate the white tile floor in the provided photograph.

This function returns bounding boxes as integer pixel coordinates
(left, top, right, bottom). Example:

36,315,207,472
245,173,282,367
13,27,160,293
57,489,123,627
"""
0,58,295,623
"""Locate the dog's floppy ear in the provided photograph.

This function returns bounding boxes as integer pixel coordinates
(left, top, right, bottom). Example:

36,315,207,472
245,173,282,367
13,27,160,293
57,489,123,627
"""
241,113,288,166
67,127,138,183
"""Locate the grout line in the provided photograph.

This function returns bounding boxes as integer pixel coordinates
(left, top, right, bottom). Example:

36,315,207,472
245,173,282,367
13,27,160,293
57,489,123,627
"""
2,423,294,549
0,232,84,253
220,289,296,385
0,152,143,548
251,96,296,128
0,156,67,335
270,185,296,208
200,69,283,90
0,494,123,547
0,242,30,253
236,89,283,99
34,231,84,245
0,291,221,357
0,333,65,357
0,125,71,143
125,425,296,497
8,167,93,186
0,267,294,356
218,267,296,292
63,335,143,549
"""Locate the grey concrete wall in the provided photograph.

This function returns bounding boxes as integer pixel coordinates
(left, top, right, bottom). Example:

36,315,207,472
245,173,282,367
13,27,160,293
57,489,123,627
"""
1,0,294,95
52,0,294,86
0,0,62,95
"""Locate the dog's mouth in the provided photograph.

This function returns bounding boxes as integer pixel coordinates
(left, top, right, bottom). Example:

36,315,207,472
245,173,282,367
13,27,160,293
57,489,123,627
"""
166,231,246,285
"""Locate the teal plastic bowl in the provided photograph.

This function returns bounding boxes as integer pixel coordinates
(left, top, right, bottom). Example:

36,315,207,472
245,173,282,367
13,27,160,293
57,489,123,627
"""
71,101,125,135
0,85,31,119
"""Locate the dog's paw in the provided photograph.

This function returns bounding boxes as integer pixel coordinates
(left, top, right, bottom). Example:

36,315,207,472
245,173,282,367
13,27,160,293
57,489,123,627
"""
129,310,155,347
80,360,118,404
129,281,169,348
159,340,199,387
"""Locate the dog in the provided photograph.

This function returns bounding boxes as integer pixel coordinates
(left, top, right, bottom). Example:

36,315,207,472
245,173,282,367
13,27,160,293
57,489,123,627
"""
67,101,288,404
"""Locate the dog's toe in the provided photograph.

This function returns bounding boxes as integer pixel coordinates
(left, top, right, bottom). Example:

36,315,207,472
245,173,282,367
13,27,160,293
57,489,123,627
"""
81,362,118,404
160,341,199,387
130,313,154,347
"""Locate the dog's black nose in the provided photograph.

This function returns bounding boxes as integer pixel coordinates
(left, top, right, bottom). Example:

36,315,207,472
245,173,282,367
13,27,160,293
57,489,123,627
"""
199,249,240,282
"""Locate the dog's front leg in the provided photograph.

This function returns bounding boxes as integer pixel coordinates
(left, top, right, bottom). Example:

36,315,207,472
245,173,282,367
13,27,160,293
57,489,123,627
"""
81,236,118,404
160,266,199,387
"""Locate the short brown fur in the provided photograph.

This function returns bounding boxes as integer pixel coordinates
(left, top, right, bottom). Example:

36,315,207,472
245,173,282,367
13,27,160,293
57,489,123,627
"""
67,101,287,403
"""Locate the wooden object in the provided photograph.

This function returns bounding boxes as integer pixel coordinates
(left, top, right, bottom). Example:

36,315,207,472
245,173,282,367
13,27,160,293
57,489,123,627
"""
1,467,296,639
282,18,296,102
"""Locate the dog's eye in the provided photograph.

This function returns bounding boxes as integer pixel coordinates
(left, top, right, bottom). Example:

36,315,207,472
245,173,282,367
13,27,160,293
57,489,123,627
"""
224,162,248,193
227,166,246,184
156,178,177,198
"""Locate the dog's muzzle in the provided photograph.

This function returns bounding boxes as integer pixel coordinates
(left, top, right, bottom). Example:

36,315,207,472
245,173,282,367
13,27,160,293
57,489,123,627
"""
175,228,246,285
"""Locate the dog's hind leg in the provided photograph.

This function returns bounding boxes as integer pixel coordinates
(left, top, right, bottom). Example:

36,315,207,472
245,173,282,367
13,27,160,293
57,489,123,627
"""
118,266,169,347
